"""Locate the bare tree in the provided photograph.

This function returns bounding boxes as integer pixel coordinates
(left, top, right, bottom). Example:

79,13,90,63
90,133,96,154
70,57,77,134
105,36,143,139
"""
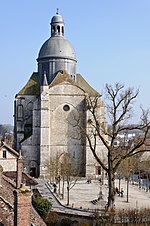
84,83,150,209
44,154,60,183
117,157,134,202
61,153,79,206
45,152,79,205
138,155,150,191
116,154,140,196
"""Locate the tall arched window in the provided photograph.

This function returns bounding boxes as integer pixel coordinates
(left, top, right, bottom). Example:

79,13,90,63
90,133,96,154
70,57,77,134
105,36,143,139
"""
24,102,33,139
25,102,33,121
17,104,23,121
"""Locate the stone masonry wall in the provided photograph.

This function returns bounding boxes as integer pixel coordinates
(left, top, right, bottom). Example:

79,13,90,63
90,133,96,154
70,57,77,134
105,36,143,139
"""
31,206,47,226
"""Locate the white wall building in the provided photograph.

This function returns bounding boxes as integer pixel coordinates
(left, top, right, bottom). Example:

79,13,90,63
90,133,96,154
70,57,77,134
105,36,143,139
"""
0,142,19,172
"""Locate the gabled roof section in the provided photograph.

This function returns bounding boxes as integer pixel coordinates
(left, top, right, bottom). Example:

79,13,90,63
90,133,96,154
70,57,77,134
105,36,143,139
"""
49,71,99,96
17,72,40,96
76,74,99,96
49,70,75,88
0,142,19,157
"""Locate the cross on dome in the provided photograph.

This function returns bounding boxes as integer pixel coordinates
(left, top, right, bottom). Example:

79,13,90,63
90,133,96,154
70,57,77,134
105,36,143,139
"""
56,8,59,15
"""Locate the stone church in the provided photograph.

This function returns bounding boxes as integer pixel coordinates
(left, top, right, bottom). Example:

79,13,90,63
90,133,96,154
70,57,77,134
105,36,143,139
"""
13,11,107,178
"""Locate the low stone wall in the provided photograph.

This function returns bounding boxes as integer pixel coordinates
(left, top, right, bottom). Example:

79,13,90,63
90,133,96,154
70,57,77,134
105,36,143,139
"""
51,210,94,226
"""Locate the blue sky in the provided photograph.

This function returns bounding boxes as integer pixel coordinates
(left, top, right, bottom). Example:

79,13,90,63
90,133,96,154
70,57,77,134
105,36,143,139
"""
0,0,150,124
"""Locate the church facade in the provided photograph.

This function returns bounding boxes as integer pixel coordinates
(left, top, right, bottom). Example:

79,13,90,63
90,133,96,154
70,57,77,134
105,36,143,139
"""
13,11,107,178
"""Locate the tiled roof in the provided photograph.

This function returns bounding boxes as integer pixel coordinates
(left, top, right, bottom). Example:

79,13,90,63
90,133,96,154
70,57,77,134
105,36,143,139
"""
3,171,38,186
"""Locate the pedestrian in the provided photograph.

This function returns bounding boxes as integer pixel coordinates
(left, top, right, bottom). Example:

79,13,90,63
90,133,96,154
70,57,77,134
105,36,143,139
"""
121,188,124,197
87,178,91,183
115,187,119,194
53,183,57,193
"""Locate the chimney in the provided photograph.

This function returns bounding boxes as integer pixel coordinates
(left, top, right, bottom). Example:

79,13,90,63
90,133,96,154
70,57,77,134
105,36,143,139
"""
14,189,32,226
16,150,23,189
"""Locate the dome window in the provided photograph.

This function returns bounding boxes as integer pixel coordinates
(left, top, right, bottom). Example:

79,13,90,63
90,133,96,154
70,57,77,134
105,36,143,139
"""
63,104,70,111
62,26,64,36
52,26,57,35
57,25,60,34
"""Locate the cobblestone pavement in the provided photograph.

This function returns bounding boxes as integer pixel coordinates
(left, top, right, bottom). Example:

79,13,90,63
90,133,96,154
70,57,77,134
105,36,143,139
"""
57,178,150,210
36,179,96,216
36,178,150,215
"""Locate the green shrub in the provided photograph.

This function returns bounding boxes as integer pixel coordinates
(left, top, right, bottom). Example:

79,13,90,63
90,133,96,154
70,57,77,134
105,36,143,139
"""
32,196,52,217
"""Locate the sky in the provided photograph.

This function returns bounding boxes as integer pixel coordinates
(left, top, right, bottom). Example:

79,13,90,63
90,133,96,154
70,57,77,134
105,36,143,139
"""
0,0,150,125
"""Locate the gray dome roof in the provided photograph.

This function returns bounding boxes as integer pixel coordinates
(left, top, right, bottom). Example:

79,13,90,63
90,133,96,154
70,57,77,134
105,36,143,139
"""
51,14,64,24
38,36,76,61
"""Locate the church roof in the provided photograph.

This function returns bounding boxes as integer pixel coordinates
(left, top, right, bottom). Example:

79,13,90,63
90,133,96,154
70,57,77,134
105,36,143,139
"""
17,72,40,96
49,71,75,87
37,11,76,62
38,36,76,62
49,71,99,96
16,71,99,96
51,11,64,23
76,74,99,96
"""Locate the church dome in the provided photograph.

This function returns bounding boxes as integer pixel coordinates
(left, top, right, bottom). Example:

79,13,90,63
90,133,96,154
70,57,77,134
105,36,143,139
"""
37,10,77,84
38,10,76,61
51,14,64,23
38,36,76,61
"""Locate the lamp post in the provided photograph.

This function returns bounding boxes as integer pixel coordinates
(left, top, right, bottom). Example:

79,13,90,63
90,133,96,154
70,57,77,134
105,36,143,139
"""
98,180,103,200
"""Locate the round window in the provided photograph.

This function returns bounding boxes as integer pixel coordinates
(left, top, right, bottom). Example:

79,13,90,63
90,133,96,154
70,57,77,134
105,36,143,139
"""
63,104,70,111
